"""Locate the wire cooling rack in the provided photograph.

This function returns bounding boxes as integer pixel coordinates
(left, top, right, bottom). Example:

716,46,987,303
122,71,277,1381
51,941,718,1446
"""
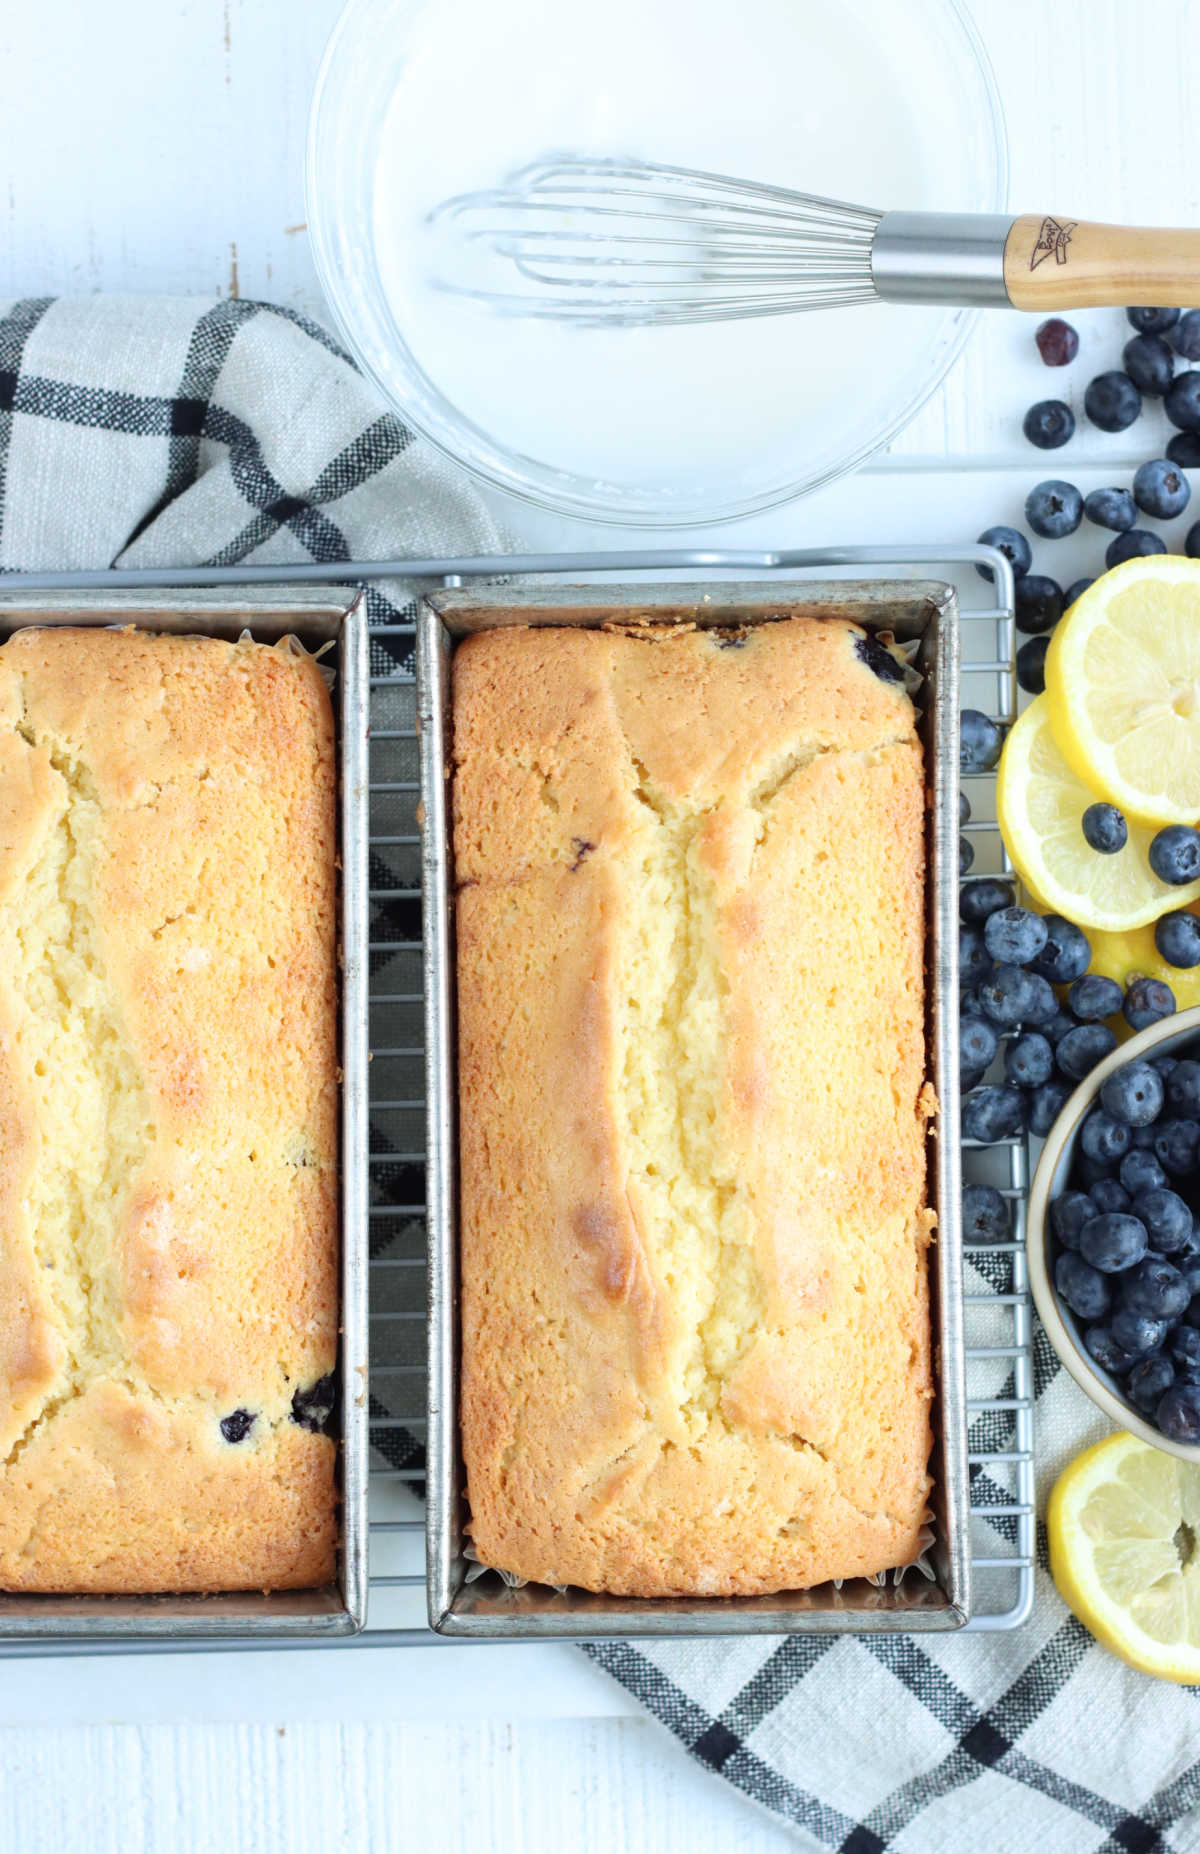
0,543,1033,1654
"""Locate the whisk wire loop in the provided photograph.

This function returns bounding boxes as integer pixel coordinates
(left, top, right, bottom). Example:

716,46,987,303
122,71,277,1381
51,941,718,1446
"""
429,155,886,325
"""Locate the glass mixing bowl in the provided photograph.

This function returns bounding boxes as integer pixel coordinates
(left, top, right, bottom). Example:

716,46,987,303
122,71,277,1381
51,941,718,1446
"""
307,0,1007,527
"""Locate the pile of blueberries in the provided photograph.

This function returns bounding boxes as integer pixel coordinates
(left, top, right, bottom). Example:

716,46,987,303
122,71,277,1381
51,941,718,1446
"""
976,307,1200,700
956,854,1175,1149
1051,1058,1200,1445
958,717,1200,1444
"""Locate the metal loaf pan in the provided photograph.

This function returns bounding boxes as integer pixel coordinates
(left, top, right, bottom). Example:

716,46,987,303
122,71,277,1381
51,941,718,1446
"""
422,579,969,1638
0,589,369,1640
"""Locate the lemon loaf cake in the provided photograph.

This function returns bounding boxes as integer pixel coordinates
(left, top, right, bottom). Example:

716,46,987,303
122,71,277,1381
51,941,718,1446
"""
0,626,338,1594
453,615,934,1598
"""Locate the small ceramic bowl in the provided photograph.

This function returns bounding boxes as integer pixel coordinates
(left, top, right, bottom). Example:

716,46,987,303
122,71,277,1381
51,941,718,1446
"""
1028,1003,1200,1462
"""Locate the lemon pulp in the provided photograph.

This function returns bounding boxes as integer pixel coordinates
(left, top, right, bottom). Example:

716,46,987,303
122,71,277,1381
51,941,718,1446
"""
1045,556,1200,826
1049,1432,1200,1682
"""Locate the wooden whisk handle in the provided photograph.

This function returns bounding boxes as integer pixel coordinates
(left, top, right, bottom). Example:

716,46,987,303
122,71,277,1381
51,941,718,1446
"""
1004,215,1200,310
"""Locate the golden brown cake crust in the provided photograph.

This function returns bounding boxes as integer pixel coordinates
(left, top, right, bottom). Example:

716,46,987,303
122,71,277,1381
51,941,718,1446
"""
0,627,338,1594
454,617,933,1599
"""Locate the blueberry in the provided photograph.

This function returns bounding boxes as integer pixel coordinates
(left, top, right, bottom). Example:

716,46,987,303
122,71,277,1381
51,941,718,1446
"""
1081,802,1127,855
1131,1123,1161,1148
1120,1148,1167,1195
959,790,971,828
1133,1187,1194,1253
1152,1055,1180,1079
959,837,974,876
1128,1352,1175,1412
1065,577,1097,606
1169,1325,1200,1380
1025,478,1083,539
1166,1060,1200,1118
1031,1079,1071,1136
1080,1211,1147,1273
1156,1382,1200,1442
1124,975,1177,1031
1030,915,1091,984
1084,1325,1137,1377
1080,1110,1133,1166
960,878,1015,924
1005,1032,1053,1088
1035,317,1080,365
1024,399,1076,449
1077,1155,1120,1187
1166,371,1200,432
219,1408,256,1444
1106,528,1167,568
1083,485,1136,533
1128,307,1181,335
855,633,906,684
1135,1357,1179,1409
962,1183,1010,1244
963,1084,1029,1143
1168,432,1200,470
979,964,1037,1028
1015,574,1065,636
291,1373,337,1433
1058,1023,1118,1080
1154,1118,1200,1176
1112,1308,1168,1357
1085,371,1142,433
1016,634,1050,695
984,906,1048,966
1155,910,1200,969
1134,457,1191,519
1056,1252,1112,1321
1149,827,1200,886
1089,1178,1131,1215
1040,1007,1079,1046
975,526,1032,582
1188,521,1200,560
1122,1255,1191,1319
960,709,1003,773
1181,1262,1200,1306
1123,334,1175,398
1068,974,1124,1022
961,1012,998,1075
1173,309,1200,360
960,923,993,988
1100,1060,1165,1127
1021,972,1060,1028
1052,1189,1094,1250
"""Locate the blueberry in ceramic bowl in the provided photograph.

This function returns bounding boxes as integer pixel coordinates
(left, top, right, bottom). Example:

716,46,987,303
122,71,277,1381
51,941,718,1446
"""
1028,1006,1200,1460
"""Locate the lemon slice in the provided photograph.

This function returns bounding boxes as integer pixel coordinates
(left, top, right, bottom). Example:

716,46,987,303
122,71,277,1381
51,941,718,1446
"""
1049,1432,1200,1681
996,697,1200,931
1045,556,1200,825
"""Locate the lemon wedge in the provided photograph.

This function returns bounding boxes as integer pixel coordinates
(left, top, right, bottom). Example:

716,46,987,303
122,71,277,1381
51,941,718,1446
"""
1045,556,1200,826
1049,1432,1200,1682
996,697,1200,931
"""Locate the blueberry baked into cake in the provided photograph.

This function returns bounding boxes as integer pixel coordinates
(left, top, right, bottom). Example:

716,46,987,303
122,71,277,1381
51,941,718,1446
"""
453,615,935,1599
0,627,338,1593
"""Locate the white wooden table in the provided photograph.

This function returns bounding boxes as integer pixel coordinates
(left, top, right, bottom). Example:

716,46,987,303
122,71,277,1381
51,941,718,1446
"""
0,2,1197,1847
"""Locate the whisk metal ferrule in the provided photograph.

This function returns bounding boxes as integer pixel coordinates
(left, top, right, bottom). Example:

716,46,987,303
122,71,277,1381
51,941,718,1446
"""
870,212,1016,306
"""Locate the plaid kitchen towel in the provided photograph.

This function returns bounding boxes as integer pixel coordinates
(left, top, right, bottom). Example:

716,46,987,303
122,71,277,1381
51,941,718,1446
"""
0,292,510,624
3,292,1200,1854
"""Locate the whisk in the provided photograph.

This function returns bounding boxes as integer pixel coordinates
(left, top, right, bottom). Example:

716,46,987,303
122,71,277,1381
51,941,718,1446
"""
428,156,1200,327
